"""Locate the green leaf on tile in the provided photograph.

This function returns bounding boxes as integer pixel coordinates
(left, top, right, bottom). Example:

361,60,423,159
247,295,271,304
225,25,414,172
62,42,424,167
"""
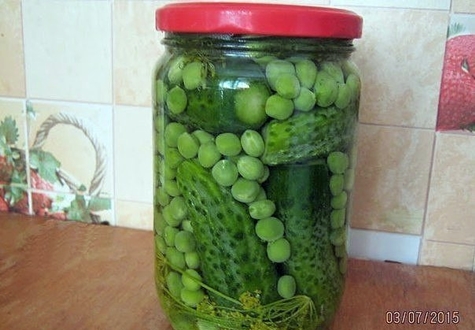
4,185,26,206
67,194,91,222
29,149,61,184
0,116,19,145
88,196,111,212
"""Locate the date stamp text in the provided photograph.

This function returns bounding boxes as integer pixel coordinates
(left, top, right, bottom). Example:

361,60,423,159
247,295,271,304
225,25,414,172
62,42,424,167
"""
386,311,460,325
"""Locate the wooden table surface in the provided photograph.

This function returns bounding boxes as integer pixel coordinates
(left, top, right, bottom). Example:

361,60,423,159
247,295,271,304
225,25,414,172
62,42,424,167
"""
0,213,474,330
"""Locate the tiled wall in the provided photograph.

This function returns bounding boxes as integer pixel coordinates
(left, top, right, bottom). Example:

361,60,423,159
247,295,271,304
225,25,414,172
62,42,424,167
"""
0,0,474,271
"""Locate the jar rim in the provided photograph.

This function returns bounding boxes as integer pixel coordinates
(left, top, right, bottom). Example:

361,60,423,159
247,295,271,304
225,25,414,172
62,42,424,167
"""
156,2,362,39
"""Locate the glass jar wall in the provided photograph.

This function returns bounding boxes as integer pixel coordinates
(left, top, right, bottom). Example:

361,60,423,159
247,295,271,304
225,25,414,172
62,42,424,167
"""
153,4,362,330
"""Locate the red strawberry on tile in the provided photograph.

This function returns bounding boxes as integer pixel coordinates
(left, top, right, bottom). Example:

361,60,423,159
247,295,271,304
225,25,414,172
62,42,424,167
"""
0,189,8,212
437,34,475,131
0,155,13,184
30,170,54,191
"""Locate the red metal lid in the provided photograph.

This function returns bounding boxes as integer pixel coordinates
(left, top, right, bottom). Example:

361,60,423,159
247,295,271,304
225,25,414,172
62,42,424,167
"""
156,2,362,39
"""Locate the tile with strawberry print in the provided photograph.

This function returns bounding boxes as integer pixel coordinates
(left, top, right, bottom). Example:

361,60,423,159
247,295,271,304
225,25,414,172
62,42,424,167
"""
437,19,475,131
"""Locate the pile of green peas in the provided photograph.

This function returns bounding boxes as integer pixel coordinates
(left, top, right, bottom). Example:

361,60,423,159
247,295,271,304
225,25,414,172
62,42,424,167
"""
156,119,298,303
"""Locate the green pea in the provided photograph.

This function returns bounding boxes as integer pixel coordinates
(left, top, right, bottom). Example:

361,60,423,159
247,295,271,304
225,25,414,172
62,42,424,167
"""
164,225,179,246
181,220,193,233
334,244,346,258
177,132,199,159
314,70,338,107
180,288,205,307
240,130,265,157
212,159,239,187
156,132,166,155
166,86,187,115
331,208,346,229
274,73,300,99
164,179,181,197
329,174,345,196
234,83,269,127
182,61,205,90
215,133,242,157
341,60,359,78
155,235,167,255
185,251,200,269
198,141,221,168
237,155,265,181
168,197,188,222
154,211,167,235
339,254,348,274
163,204,182,227
267,238,291,263
346,73,361,97
164,147,184,169
156,187,170,207
335,83,352,109
254,55,277,69
231,178,261,203
277,275,297,299
293,87,316,112
181,269,202,291
255,187,267,201
155,79,167,105
331,191,348,210
192,130,214,145
174,230,196,253
266,59,295,90
257,166,270,184
166,247,186,269
349,144,358,168
161,163,176,180
265,94,294,120
249,199,276,219
164,122,187,148
167,56,185,84
344,168,355,191
320,61,344,84
166,271,183,298
327,151,349,174
330,228,347,246
295,59,317,89
255,217,284,241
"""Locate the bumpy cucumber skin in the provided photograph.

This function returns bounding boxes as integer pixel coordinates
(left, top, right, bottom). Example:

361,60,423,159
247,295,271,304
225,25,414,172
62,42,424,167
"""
265,163,345,325
176,159,279,307
261,106,357,165
166,58,270,134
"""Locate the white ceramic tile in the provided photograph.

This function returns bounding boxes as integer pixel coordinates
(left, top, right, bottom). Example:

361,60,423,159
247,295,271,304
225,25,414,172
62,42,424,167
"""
332,0,450,10
113,0,165,107
114,105,153,204
351,124,434,235
453,0,475,13
167,0,331,4
348,228,421,264
23,0,112,103
0,0,25,97
424,132,475,245
349,8,448,128
419,240,475,270
115,200,153,231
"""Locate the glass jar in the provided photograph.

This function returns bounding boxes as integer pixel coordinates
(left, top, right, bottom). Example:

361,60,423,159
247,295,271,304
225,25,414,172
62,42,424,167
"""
153,3,362,330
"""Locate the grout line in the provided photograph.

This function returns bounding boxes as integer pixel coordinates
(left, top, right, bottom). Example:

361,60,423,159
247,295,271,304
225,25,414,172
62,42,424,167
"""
416,130,438,264
19,0,33,216
358,121,438,132
110,0,117,227
423,238,475,249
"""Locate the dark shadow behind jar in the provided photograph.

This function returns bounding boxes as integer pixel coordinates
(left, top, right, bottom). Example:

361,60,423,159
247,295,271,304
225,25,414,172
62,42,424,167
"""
152,3,362,330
